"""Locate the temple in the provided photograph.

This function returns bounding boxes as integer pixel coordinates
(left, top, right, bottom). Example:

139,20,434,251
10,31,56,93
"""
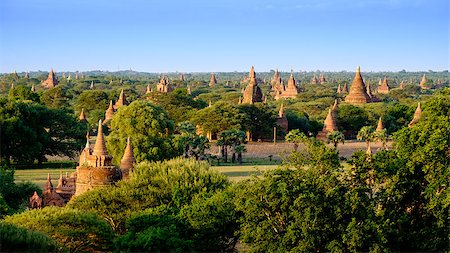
75,120,122,196
242,66,263,104
408,102,422,127
274,70,299,100
146,84,152,94
419,74,430,89
344,67,372,105
311,74,318,84
42,68,59,88
378,76,390,94
209,73,217,87
276,104,288,133
271,68,284,94
319,73,326,84
157,75,173,93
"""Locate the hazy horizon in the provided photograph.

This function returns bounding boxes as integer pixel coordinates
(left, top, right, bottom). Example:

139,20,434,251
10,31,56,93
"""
1,0,449,73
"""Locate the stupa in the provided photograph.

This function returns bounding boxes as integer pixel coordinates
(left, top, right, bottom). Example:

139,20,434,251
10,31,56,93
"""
317,108,338,141
408,102,422,127
419,74,430,90
275,69,298,100
376,117,384,132
104,100,115,123
276,104,288,133
344,67,372,105
119,137,136,180
114,89,128,109
75,120,122,196
209,73,217,87
79,109,87,122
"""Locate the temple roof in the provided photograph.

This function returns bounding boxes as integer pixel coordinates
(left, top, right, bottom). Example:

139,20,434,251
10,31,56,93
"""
93,119,109,156
287,69,296,88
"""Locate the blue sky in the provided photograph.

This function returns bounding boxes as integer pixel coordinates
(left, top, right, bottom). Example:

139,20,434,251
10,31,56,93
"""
0,0,448,72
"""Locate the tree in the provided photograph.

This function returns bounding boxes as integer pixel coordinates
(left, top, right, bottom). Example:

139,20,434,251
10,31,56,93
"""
0,222,58,252
175,121,209,160
39,85,72,110
216,129,246,163
0,100,86,164
74,90,110,115
326,131,345,148
106,100,178,164
357,126,375,149
238,103,276,140
4,207,116,252
373,129,389,150
191,101,245,136
8,85,39,102
285,129,306,151
337,104,369,137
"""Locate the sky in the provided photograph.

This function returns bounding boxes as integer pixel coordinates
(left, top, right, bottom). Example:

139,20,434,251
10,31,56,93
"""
0,0,448,73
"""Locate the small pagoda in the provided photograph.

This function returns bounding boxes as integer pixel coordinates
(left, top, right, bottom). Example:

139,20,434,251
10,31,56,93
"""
344,67,372,105
275,70,299,100
408,102,422,127
114,89,129,109
317,107,339,141
242,66,263,104
209,73,217,87
276,104,288,133
157,75,173,93
419,74,430,90
104,100,115,123
378,76,390,94
42,68,59,88
120,137,136,180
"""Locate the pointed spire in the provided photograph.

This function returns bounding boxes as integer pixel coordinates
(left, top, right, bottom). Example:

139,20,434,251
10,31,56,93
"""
187,85,191,95
376,117,384,132
56,171,63,189
337,83,341,94
93,120,108,156
84,132,91,150
408,102,422,127
25,71,29,79
120,137,136,175
209,73,217,87
44,173,53,193
90,81,94,89
378,76,390,94
79,108,87,121
323,108,338,133
332,99,339,111
419,74,428,89
287,69,296,88
115,89,128,108
105,100,115,122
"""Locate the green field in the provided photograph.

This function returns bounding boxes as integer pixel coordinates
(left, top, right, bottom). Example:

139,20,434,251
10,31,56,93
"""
14,164,279,188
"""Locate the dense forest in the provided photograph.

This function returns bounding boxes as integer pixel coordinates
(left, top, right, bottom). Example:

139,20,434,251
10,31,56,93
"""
0,69,448,252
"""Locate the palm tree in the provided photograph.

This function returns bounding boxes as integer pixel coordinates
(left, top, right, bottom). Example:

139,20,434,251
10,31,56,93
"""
357,126,375,149
326,131,345,148
285,129,307,151
373,129,389,150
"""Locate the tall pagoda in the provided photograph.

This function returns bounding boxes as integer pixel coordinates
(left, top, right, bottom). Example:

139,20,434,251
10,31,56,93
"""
242,66,263,104
209,73,217,87
344,67,372,105
42,68,59,88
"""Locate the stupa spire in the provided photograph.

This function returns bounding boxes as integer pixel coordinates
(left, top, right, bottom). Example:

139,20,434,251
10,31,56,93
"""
408,102,422,127
120,137,136,178
105,100,115,122
115,89,128,108
209,73,217,87
93,120,108,156
278,104,285,118
376,117,384,131
79,108,87,122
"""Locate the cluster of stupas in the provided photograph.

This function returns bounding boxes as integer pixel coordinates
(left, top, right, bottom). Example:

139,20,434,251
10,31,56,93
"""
30,119,136,208
377,77,390,94
272,69,299,100
344,66,382,105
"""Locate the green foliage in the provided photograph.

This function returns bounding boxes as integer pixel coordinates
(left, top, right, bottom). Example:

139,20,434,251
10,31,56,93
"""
39,85,72,109
0,99,86,164
4,207,115,252
68,158,230,233
217,128,247,163
238,103,276,140
326,130,345,148
0,167,40,216
147,88,206,123
106,100,178,164
74,90,110,115
337,104,370,136
174,121,210,159
383,102,414,133
191,101,244,134
8,85,39,102
357,126,375,147
0,222,58,252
